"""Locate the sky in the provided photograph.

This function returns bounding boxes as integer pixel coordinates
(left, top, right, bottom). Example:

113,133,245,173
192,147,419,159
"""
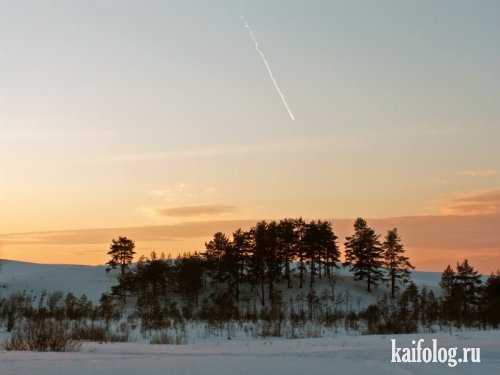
1,1,499,273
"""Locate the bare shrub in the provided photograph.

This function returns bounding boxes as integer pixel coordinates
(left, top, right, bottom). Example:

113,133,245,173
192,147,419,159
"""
4,319,81,352
71,322,129,343
71,323,109,343
149,330,187,345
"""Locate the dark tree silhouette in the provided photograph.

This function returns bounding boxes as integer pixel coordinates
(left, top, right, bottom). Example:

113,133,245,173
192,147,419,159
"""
248,221,271,305
230,229,251,302
276,218,301,288
176,252,204,307
481,271,500,328
106,236,136,276
440,260,482,326
440,264,458,323
382,228,414,298
344,218,383,292
303,220,339,287
204,232,231,290
455,259,482,325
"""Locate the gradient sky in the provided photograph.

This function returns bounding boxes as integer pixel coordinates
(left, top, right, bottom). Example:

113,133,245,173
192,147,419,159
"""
1,1,499,272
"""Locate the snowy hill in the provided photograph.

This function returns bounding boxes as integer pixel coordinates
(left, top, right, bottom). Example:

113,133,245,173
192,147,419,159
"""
0,260,119,302
0,259,442,305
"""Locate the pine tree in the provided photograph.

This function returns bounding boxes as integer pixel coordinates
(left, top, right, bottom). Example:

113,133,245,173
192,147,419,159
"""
106,236,136,276
344,218,383,292
204,232,231,289
455,259,482,325
247,221,282,303
440,260,482,326
176,252,204,307
276,218,302,289
440,265,456,296
480,271,500,328
248,221,268,305
382,228,414,298
303,220,339,287
440,264,458,323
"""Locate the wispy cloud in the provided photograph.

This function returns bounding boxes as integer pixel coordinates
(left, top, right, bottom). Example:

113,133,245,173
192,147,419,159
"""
104,136,361,163
0,130,118,141
149,184,219,203
156,204,237,218
455,169,497,177
429,189,500,216
0,220,257,246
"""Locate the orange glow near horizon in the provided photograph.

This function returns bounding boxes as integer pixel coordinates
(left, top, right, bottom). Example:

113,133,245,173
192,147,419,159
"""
2,213,499,274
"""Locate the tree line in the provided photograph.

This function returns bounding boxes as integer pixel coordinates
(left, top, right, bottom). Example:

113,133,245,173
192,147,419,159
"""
109,217,414,303
1,217,499,345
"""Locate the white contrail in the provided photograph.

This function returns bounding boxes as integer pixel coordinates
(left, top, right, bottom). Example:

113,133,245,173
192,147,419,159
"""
240,15,295,121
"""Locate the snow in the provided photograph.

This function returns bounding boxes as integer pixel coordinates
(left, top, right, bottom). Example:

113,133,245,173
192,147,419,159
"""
0,260,118,302
1,332,499,374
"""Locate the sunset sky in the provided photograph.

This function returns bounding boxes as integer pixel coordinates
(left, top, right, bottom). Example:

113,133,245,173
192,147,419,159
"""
1,1,499,273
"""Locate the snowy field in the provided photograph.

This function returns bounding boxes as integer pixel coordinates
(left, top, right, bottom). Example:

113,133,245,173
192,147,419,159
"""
1,331,500,375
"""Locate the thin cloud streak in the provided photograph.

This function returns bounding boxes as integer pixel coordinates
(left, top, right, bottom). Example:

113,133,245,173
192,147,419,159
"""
0,130,119,141
156,204,237,217
104,136,361,162
0,220,257,246
429,189,500,216
455,169,498,177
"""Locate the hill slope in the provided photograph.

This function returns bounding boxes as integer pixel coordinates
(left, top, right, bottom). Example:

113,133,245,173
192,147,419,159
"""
0,260,118,302
0,259,442,305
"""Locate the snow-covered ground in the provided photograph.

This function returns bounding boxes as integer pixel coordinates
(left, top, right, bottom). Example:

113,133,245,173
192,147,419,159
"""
0,260,117,302
1,260,498,374
1,331,499,375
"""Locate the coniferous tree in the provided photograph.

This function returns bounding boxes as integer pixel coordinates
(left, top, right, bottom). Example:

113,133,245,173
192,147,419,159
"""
440,264,458,324
293,219,307,289
176,252,204,307
440,265,456,296
106,236,136,276
219,232,244,301
397,282,419,332
480,271,500,328
265,221,282,301
133,252,173,329
440,261,482,326
382,228,414,298
344,218,383,292
277,218,302,288
204,232,231,289
232,228,251,277
248,221,269,305
303,220,339,287
247,221,282,303
317,220,340,279
425,290,440,326
455,259,482,325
